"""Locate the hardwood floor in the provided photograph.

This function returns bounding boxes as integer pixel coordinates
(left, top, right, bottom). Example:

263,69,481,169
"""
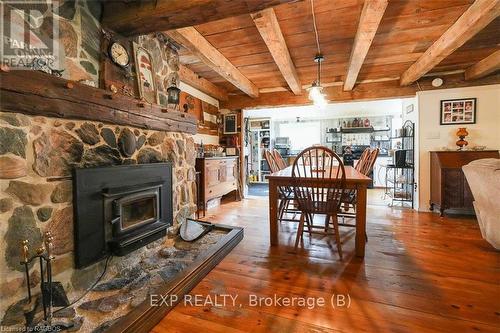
152,196,499,333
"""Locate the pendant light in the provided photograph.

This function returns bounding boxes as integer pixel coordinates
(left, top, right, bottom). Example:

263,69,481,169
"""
307,53,327,108
307,0,328,108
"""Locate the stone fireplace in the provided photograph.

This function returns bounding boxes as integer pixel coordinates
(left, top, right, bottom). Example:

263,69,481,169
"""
0,113,197,329
0,1,218,329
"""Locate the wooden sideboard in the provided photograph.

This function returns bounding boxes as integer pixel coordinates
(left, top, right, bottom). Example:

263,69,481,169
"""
196,156,239,213
429,150,499,216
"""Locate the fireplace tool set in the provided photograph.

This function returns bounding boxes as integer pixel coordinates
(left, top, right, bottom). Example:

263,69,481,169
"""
20,231,70,330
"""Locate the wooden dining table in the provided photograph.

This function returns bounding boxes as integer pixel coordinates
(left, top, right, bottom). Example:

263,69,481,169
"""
267,165,372,257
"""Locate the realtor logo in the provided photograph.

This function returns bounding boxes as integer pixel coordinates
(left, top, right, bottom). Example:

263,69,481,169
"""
1,0,60,71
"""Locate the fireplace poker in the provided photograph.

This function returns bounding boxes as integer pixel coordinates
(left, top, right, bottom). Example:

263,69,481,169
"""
44,231,54,324
36,245,47,321
20,240,32,303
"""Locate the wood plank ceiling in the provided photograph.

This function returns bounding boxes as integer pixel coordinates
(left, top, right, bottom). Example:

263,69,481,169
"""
169,0,500,105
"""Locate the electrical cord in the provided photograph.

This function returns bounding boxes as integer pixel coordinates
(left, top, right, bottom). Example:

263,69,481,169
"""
311,0,321,55
53,255,113,314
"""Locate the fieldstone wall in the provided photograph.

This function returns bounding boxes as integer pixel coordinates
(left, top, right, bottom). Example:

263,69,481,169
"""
1,1,200,328
57,0,102,86
0,112,198,328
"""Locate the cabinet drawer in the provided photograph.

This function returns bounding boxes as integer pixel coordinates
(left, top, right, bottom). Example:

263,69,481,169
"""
206,181,237,200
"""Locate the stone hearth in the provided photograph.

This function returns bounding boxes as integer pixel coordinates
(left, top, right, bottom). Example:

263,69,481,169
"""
1,230,228,332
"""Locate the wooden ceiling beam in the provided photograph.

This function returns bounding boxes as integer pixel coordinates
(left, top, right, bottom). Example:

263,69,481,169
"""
251,8,302,95
102,0,300,37
166,27,259,98
344,0,389,91
221,73,500,110
178,64,228,101
464,49,500,80
400,0,500,86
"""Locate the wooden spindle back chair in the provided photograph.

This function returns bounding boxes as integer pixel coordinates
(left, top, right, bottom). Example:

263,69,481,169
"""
340,148,379,242
265,149,297,223
272,149,287,170
355,148,371,172
264,149,280,173
291,146,346,258
362,148,379,176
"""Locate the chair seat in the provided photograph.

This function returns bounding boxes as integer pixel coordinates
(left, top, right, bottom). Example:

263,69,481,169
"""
297,200,341,214
340,190,356,204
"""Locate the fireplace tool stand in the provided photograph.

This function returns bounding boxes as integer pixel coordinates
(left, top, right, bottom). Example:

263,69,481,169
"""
20,231,71,330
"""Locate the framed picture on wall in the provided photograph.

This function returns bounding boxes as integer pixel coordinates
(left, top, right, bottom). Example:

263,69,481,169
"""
133,42,157,104
440,98,476,125
223,114,238,134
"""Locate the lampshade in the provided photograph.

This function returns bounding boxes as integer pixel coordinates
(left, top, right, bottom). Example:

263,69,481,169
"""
307,54,328,108
456,127,468,137
167,85,181,105
308,84,323,101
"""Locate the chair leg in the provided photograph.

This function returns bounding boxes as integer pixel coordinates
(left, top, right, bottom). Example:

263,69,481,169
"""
294,214,305,251
305,213,312,237
330,214,343,260
278,199,285,222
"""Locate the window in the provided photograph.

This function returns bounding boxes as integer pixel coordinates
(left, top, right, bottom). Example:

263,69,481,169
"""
279,121,321,151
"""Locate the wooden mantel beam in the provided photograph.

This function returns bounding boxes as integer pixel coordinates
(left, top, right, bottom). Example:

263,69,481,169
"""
464,49,500,80
102,0,300,37
0,71,197,134
178,64,228,101
166,27,259,98
251,8,302,95
344,0,388,91
400,0,500,86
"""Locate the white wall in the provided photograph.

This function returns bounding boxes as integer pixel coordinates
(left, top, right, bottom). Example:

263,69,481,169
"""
244,98,410,120
179,81,220,145
417,84,500,211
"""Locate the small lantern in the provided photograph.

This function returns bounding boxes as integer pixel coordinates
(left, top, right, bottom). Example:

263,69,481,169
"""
167,77,181,106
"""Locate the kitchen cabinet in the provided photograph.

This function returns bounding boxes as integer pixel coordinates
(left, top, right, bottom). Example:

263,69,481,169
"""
196,157,239,213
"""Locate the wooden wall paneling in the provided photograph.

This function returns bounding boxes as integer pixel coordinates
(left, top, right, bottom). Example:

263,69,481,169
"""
201,101,219,135
179,91,203,121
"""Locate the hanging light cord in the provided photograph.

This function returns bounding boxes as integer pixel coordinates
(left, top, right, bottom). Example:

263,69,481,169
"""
310,0,322,86
311,0,321,55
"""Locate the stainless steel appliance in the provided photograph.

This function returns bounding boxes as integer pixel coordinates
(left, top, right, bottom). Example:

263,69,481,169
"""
274,137,290,157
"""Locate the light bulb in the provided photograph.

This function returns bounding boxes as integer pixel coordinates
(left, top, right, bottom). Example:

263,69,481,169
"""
308,86,323,101
314,94,328,109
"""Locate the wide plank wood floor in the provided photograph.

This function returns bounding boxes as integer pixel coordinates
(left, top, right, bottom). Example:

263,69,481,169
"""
152,196,499,333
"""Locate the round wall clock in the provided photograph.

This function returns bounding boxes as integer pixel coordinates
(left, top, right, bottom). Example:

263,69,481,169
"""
109,42,129,67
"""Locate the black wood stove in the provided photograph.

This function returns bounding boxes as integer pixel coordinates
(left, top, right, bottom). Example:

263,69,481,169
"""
73,163,173,268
